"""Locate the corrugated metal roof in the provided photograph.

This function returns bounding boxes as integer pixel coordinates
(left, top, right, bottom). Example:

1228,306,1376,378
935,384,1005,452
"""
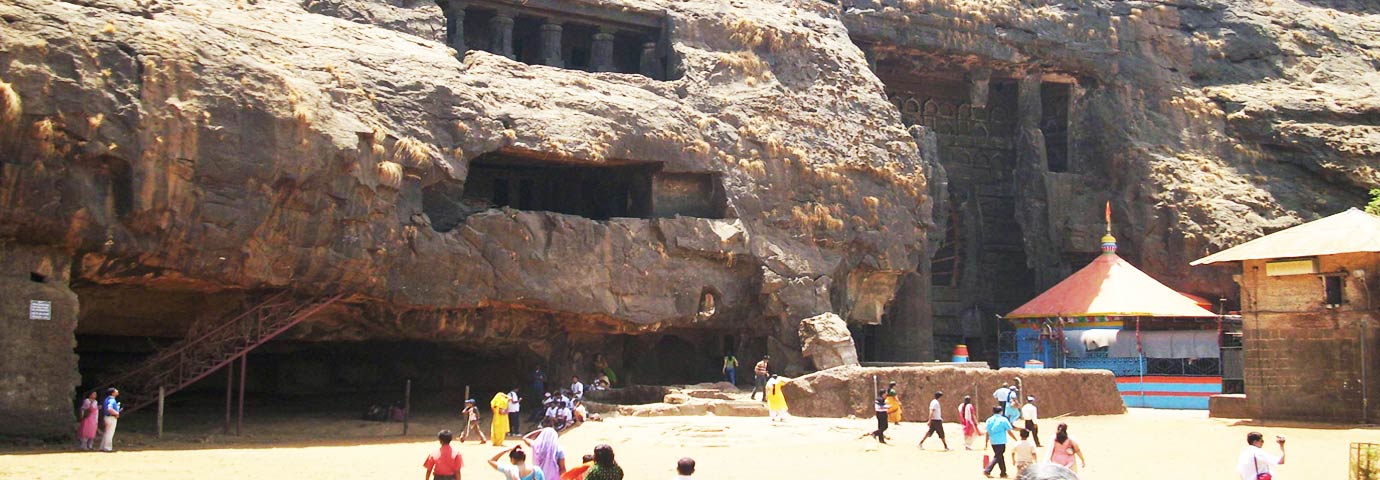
1006,251,1217,319
1191,208,1380,265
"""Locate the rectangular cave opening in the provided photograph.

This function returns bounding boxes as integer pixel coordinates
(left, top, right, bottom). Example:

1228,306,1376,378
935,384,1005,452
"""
459,152,657,221
439,0,679,80
1041,81,1072,173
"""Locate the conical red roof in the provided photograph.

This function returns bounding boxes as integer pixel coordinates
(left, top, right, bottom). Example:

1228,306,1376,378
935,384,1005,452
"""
1006,237,1217,319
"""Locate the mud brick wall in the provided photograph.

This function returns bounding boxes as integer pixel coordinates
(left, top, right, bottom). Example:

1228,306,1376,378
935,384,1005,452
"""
781,365,1125,421
1240,254,1380,422
0,244,81,438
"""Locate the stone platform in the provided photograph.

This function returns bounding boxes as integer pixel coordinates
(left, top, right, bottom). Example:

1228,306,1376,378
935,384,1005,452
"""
781,365,1126,421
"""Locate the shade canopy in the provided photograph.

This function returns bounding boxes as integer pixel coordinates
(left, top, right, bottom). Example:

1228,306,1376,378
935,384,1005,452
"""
1007,244,1218,319
1192,208,1380,265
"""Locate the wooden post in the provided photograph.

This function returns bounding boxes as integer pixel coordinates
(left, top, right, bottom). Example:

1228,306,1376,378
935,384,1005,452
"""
224,361,233,434
403,379,412,436
237,354,246,436
157,386,165,438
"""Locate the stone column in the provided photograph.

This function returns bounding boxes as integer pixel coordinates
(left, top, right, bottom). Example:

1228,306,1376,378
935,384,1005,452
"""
590,27,615,72
639,42,662,79
489,10,515,60
968,67,991,109
1011,68,1067,291
539,20,564,67
444,2,467,57
0,244,80,439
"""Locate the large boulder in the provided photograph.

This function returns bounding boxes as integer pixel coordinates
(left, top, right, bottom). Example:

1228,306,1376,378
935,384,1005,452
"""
798,313,860,371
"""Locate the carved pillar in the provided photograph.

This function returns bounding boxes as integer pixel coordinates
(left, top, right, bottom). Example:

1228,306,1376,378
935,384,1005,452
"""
490,10,515,60
1012,68,1067,290
539,21,564,67
639,42,662,79
590,27,615,72
968,67,991,109
445,2,467,56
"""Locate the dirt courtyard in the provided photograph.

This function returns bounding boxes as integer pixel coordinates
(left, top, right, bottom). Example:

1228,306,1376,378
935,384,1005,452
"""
3,408,1376,479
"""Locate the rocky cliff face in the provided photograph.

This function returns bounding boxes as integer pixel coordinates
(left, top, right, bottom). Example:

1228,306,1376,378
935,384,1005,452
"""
841,0,1379,300
0,0,931,377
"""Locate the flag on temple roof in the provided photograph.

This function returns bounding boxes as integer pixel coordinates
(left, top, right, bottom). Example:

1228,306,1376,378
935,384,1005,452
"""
1006,207,1217,319
1191,208,1380,265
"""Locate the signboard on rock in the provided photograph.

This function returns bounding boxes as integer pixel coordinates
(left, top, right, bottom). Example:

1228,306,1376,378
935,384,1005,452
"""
29,300,52,321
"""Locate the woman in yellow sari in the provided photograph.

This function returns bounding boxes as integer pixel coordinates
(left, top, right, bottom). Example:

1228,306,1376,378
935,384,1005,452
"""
490,391,510,445
885,382,903,425
766,375,789,422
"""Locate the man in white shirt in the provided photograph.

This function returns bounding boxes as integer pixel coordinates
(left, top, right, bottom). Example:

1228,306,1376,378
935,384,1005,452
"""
1236,431,1286,480
1021,396,1041,447
571,376,585,400
506,388,521,436
918,391,950,450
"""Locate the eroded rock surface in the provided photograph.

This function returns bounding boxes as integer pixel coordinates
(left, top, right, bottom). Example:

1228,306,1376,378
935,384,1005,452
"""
798,312,860,370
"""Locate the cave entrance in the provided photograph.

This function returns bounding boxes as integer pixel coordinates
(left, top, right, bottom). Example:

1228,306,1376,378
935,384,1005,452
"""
423,150,727,232
71,286,529,436
877,64,1040,363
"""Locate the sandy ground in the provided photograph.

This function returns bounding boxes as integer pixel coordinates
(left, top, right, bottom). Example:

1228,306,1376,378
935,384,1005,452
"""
3,408,1377,479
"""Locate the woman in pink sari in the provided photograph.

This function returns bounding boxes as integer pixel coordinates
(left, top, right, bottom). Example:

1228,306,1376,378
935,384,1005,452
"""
1049,423,1087,472
524,427,566,480
959,395,978,450
77,391,99,450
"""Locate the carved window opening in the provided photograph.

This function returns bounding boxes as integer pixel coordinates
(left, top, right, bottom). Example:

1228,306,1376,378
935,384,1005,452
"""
72,155,135,223
1324,275,1345,307
422,150,726,232
439,0,680,81
30,272,46,283
1041,82,1071,173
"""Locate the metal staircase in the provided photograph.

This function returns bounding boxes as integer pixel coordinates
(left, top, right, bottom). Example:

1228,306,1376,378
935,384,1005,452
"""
97,291,345,413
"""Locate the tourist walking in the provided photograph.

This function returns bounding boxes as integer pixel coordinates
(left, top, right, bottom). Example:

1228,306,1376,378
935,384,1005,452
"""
460,399,488,443
722,352,738,386
918,391,949,450
885,381,904,425
1011,429,1037,475
585,444,624,480
960,395,979,450
749,356,770,401
1236,432,1285,480
1048,423,1086,472
983,405,1018,478
765,375,788,421
525,427,567,480
993,383,1012,412
509,387,523,436
866,389,890,443
1021,396,1041,447
491,391,511,445
76,391,99,450
489,445,544,480
99,388,121,452
674,457,695,479
422,429,463,480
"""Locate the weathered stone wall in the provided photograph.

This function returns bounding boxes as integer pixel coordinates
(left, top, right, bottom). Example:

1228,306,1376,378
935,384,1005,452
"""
1239,255,1380,422
0,244,81,439
781,366,1125,421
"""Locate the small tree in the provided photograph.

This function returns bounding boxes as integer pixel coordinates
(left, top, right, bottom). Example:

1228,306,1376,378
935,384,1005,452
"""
1368,189,1380,216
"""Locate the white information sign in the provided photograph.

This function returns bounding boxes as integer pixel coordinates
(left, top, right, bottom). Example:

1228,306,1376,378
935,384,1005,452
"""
29,300,52,321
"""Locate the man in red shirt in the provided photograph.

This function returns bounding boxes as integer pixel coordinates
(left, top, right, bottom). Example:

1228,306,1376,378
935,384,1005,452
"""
423,429,463,480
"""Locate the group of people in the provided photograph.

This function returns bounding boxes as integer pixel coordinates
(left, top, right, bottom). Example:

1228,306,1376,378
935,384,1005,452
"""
860,381,1086,479
425,426,695,480
74,388,122,452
